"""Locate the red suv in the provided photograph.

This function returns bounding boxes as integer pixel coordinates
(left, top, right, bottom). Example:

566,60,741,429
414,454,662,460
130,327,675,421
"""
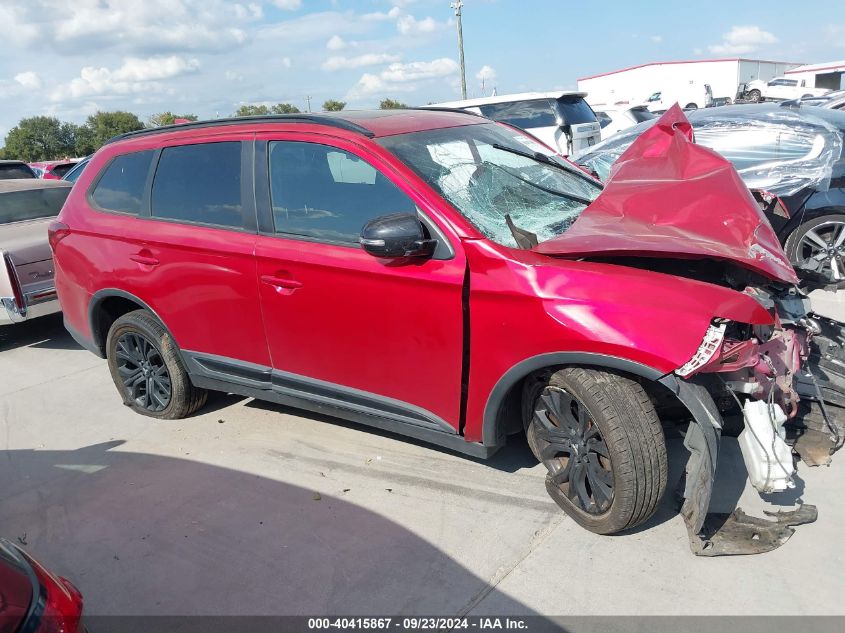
51,108,843,546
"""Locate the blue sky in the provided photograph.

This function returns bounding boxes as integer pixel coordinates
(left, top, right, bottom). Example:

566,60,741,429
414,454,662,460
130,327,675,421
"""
0,0,843,140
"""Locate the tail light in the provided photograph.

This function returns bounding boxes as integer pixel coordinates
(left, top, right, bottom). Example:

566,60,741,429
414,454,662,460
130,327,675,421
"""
3,251,25,314
47,221,70,252
18,548,84,633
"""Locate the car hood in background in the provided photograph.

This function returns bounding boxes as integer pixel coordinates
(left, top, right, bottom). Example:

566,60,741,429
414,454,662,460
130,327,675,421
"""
575,103,845,196
534,105,799,284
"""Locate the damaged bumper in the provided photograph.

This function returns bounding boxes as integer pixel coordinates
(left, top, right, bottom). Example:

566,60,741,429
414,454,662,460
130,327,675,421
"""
665,305,845,555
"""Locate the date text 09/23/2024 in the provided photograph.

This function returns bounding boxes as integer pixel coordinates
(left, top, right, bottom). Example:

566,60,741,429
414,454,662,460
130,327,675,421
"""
307,617,529,630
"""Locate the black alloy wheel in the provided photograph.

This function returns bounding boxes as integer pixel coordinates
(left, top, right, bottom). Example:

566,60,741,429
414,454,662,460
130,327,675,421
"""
114,332,172,412
532,386,614,514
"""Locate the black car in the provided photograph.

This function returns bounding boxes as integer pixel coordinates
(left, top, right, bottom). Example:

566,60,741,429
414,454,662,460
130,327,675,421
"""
576,103,845,289
0,160,37,180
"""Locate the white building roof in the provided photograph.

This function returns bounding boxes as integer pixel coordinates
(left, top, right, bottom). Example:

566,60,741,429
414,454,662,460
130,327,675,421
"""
785,60,845,74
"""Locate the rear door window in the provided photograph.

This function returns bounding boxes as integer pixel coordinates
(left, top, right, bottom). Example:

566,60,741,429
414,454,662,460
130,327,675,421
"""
478,99,558,129
91,150,154,214
151,141,244,229
268,141,416,244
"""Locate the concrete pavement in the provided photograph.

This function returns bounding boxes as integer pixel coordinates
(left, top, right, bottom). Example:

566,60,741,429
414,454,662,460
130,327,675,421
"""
1,308,844,617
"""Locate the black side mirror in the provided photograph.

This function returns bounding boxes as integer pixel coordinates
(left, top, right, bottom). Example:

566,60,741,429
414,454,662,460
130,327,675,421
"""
360,213,437,259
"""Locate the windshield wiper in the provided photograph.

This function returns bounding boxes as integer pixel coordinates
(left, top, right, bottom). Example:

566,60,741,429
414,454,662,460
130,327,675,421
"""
491,143,597,183
505,213,539,249
483,161,595,206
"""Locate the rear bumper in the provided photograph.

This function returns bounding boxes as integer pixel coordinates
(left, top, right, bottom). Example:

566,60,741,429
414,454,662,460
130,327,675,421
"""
0,287,60,326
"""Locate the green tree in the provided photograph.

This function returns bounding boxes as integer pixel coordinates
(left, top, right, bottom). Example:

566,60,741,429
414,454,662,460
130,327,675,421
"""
234,104,271,116
379,98,407,110
271,103,300,114
148,111,199,127
322,99,346,112
78,111,144,153
73,124,96,156
3,116,78,161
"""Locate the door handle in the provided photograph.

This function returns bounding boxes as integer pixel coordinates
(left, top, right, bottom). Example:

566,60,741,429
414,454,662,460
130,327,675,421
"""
130,252,159,266
261,274,302,290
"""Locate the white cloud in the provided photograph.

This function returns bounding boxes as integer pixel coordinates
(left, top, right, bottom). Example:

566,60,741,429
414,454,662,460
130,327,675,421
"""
326,35,347,50
363,7,402,21
322,53,401,71
650,35,662,43
0,1,254,55
347,58,459,99
396,15,447,35
708,25,777,55
51,55,200,101
273,0,302,9
14,72,42,90
476,65,496,82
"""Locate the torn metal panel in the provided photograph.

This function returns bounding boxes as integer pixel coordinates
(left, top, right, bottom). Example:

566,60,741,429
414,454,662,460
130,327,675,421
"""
658,374,722,535
536,105,798,284
690,504,818,556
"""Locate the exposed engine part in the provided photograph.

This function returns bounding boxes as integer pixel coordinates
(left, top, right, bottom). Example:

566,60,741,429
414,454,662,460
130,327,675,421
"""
689,504,818,556
737,401,794,492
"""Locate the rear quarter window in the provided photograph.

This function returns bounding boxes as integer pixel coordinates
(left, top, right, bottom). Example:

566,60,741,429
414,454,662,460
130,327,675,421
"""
478,99,558,129
91,150,155,214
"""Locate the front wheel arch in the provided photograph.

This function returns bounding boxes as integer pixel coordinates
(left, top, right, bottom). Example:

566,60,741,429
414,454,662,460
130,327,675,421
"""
481,353,665,447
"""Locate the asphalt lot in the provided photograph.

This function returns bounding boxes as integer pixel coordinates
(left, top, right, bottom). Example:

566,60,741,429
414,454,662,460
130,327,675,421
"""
1,293,845,617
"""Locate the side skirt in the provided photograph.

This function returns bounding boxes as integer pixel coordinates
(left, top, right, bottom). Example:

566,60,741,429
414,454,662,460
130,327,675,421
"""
182,351,497,459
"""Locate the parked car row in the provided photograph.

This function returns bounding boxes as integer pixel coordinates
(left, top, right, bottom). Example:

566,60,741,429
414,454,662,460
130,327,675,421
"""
28,160,80,180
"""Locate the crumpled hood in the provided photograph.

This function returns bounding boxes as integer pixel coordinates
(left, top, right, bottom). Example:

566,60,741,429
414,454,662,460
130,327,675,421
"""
534,105,799,284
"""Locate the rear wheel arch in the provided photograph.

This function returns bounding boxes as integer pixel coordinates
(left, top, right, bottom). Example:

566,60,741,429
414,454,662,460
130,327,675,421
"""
89,290,178,357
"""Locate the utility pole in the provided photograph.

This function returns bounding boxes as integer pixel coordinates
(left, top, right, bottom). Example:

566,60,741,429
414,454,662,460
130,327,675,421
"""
451,1,467,99
306,95,312,112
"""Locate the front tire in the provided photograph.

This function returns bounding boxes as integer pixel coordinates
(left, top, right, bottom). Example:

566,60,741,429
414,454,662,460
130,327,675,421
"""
748,89,762,102
524,368,667,534
106,309,208,419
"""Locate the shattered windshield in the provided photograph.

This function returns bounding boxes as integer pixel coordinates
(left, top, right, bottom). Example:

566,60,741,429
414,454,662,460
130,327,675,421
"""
378,123,601,248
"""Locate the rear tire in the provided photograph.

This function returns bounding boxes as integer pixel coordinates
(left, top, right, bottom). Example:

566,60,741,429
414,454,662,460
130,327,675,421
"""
106,309,208,419
684,103,698,110
524,368,667,534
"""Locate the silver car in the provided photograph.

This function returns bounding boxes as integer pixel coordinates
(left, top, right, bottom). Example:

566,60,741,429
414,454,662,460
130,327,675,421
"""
1,179,72,325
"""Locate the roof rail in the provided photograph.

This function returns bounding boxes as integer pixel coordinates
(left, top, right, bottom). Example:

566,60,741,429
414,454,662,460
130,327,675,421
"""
415,106,484,117
104,114,376,145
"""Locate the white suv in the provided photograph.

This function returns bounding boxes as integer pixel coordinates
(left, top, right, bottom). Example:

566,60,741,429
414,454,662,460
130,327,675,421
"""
432,92,601,156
